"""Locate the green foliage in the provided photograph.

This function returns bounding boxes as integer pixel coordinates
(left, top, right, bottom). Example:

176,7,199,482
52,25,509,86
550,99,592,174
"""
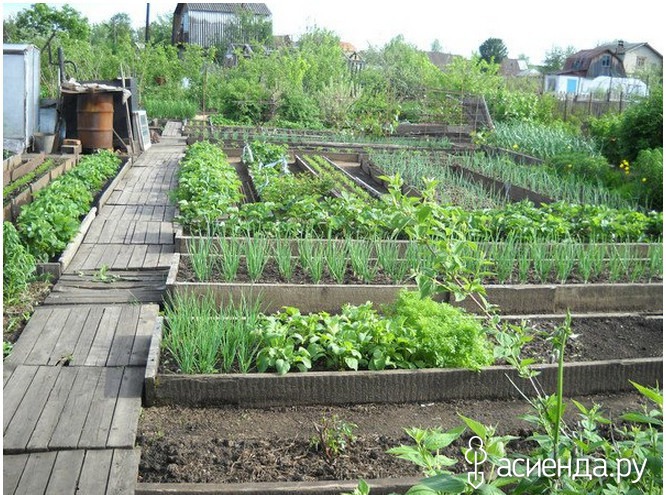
541,45,577,74
387,290,493,369
479,37,508,64
174,142,243,232
616,88,663,162
310,415,358,463
485,121,598,158
16,151,120,261
3,221,36,304
5,3,91,41
144,99,198,120
162,291,262,374
631,148,663,210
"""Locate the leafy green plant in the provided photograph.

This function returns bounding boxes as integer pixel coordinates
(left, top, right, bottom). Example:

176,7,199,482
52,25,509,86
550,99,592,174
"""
310,415,358,463
174,141,243,232
387,290,493,370
3,221,36,304
16,150,120,261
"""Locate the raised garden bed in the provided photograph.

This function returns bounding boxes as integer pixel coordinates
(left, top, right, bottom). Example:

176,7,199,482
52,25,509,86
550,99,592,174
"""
145,308,662,407
3,154,78,222
167,253,662,315
33,156,133,278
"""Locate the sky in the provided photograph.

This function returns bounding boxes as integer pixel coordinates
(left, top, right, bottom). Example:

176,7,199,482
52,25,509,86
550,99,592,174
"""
2,1,665,65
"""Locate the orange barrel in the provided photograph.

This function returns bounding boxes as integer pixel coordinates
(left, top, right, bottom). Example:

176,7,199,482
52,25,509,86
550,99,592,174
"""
77,92,114,151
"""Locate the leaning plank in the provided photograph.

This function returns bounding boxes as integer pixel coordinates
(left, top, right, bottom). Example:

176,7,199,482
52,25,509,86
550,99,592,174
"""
13,451,58,495
44,449,86,495
2,454,29,495
107,367,144,448
3,366,60,453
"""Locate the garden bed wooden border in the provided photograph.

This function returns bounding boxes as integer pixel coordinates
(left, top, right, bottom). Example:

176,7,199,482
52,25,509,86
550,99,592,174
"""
137,477,421,495
167,253,662,315
144,316,662,408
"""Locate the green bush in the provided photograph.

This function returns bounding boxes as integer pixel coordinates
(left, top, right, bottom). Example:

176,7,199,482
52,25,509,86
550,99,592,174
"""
617,88,663,162
632,147,663,210
388,290,493,370
3,221,36,303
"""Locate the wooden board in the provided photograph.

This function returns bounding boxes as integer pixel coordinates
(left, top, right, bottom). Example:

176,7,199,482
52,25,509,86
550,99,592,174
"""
4,449,138,495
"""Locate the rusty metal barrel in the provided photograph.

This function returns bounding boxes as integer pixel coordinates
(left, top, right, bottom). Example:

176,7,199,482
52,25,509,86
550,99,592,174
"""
77,92,114,151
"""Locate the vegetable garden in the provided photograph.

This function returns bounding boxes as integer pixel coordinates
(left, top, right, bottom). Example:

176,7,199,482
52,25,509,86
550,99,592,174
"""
2,6,663,492
139,122,662,494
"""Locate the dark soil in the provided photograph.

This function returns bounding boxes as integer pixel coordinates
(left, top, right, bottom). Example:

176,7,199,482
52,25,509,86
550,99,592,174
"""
137,391,652,484
510,315,662,363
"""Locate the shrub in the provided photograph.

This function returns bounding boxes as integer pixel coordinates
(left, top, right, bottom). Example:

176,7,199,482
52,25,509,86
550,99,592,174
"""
632,147,663,210
547,151,613,183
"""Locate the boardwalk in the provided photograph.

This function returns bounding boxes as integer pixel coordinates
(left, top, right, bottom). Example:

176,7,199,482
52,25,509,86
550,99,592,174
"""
3,123,185,494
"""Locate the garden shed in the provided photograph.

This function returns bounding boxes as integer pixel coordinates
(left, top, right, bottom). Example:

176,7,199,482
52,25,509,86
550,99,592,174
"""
172,3,272,48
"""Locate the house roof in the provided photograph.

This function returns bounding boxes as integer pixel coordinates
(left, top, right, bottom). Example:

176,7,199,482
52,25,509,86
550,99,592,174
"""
597,41,663,59
175,3,272,16
558,47,620,76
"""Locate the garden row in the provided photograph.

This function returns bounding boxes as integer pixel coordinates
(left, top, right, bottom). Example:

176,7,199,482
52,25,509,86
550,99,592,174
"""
3,153,78,222
175,142,662,242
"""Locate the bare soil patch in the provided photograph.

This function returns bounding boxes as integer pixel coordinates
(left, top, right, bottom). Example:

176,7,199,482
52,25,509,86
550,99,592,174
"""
137,392,651,484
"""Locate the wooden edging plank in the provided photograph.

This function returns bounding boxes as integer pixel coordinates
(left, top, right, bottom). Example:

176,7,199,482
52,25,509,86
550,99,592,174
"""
136,477,422,495
147,357,663,408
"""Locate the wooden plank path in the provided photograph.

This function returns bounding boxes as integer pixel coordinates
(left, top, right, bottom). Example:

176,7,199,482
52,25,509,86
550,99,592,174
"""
3,128,185,494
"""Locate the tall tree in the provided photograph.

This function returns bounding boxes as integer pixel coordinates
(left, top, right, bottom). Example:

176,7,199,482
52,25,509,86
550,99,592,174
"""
6,3,90,42
541,45,576,74
479,37,508,64
430,39,443,52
